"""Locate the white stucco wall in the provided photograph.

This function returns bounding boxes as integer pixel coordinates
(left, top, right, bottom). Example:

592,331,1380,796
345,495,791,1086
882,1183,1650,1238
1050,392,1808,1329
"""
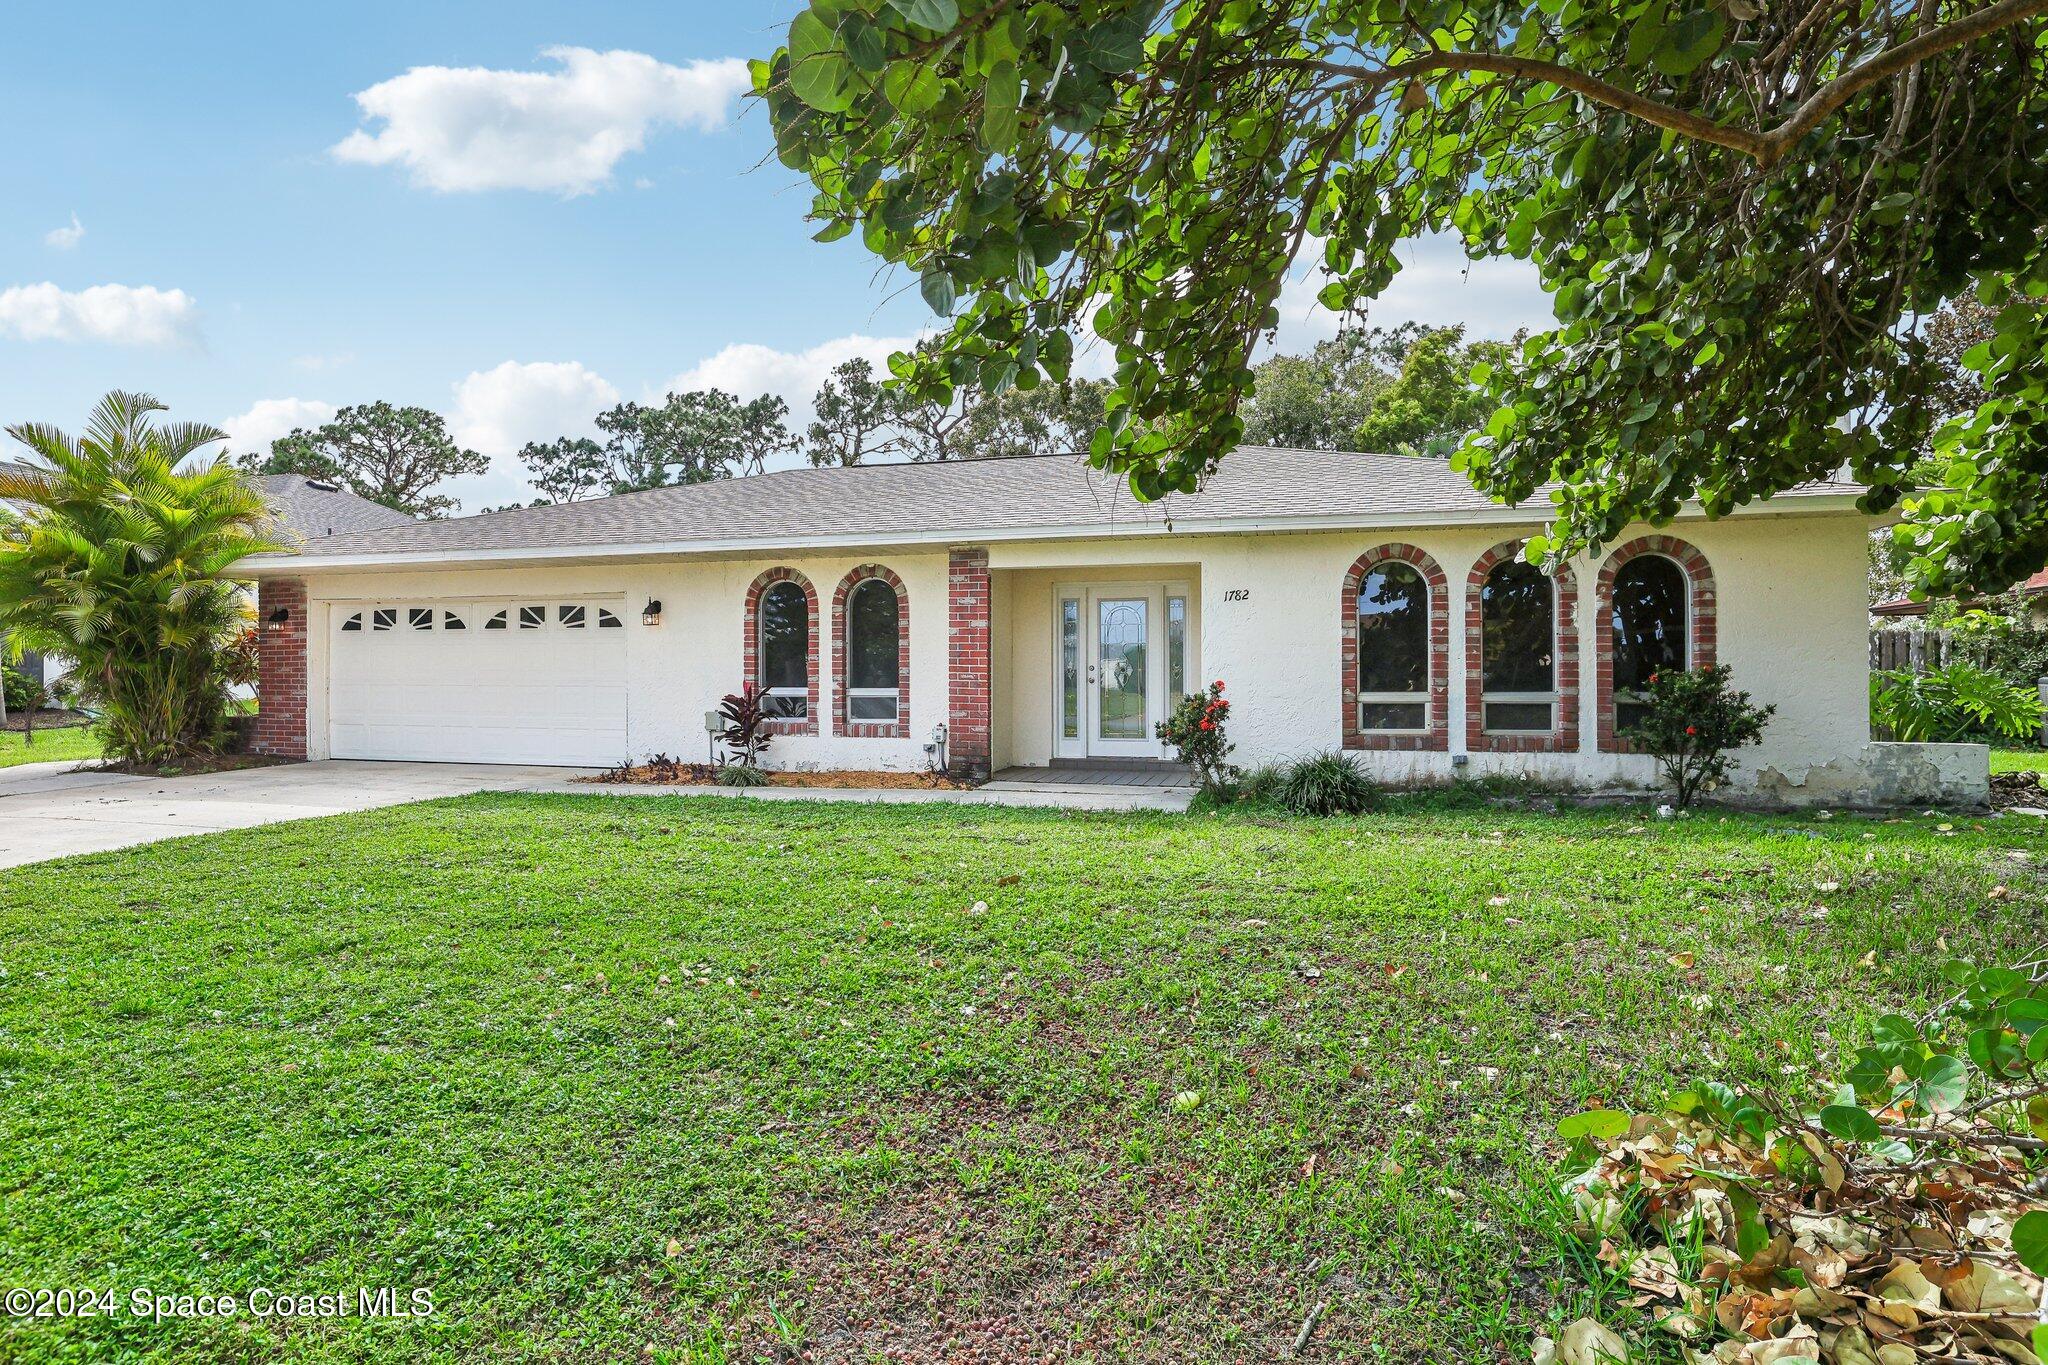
988,509,1874,794
296,551,951,770
286,506,1876,795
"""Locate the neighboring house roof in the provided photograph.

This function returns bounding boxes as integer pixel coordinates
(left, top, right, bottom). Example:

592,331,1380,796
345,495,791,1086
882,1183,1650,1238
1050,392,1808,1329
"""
1871,567,2048,618
245,446,1867,574
247,474,417,546
1,466,414,546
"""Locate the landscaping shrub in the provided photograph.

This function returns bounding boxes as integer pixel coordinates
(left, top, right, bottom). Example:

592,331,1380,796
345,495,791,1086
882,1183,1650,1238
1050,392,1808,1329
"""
1274,751,1379,816
1871,661,2043,745
1975,626,2048,695
1622,664,1774,808
714,762,770,787
717,684,774,767
2,666,38,715
1156,679,1235,792
0,393,283,765
1544,952,2048,1365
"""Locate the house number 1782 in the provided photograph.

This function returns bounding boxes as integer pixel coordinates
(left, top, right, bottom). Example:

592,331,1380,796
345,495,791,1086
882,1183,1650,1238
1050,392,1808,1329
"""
1223,589,1250,602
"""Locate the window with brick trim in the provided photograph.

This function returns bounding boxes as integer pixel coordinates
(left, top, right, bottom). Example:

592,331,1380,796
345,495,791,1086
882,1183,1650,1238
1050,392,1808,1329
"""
746,568,820,734
832,565,910,737
1464,540,1580,754
1342,545,1449,752
1594,536,1717,752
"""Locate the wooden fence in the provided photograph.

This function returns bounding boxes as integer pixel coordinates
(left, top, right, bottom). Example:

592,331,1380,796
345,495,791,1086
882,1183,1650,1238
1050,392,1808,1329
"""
1869,628,1959,675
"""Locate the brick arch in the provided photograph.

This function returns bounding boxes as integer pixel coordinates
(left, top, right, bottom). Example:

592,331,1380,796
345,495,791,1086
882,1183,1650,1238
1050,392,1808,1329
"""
1594,535,1717,753
745,567,819,735
832,564,911,739
1465,539,1581,754
1340,544,1450,752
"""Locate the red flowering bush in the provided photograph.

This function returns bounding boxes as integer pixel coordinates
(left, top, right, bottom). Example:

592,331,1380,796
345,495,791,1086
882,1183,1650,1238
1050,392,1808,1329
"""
1622,664,1773,808
1157,679,1235,792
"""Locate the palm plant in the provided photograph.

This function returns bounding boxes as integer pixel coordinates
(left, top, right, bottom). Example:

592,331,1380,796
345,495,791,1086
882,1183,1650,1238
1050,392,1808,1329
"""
0,392,286,765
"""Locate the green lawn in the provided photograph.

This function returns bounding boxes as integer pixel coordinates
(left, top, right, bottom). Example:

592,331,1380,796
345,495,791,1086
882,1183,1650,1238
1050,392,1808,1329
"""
1991,745,2048,774
1,795,2040,1363
0,724,100,768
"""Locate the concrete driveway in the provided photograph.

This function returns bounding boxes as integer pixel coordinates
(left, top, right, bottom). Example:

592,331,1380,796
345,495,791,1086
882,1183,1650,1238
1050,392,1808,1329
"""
0,760,592,870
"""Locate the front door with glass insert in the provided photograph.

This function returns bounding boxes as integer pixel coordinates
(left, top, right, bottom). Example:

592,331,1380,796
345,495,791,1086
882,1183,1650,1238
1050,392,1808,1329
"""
1054,582,1192,760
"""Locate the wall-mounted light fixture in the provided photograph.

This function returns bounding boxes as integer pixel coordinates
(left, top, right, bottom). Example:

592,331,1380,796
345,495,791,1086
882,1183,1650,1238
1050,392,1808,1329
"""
641,599,663,626
264,605,291,632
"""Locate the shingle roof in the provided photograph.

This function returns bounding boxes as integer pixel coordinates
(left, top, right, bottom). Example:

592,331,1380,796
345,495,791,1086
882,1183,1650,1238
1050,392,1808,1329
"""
248,475,417,545
1871,567,2048,617
247,447,1864,569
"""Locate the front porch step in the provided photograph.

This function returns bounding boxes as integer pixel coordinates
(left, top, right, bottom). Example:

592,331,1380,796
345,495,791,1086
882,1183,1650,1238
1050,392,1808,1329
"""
1047,758,1190,773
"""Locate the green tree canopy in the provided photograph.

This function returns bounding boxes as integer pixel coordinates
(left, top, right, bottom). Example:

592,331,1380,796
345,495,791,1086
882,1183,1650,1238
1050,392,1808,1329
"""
1352,325,1513,456
248,401,486,519
758,0,2048,594
1240,329,1395,451
0,393,285,764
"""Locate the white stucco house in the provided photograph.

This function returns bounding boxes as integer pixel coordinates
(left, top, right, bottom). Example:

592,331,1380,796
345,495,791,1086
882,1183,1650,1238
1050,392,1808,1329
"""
240,446,1935,803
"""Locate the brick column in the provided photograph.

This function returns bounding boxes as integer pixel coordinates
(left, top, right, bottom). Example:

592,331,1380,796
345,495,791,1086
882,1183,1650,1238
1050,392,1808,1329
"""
251,578,308,759
947,547,992,780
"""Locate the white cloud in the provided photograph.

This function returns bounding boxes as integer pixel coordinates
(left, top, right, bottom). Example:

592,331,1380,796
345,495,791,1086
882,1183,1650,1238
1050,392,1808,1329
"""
332,47,750,195
447,360,621,507
663,332,920,417
451,359,620,454
0,282,198,346
221,397,337,457
1269,232,1555,355
44,213,84,250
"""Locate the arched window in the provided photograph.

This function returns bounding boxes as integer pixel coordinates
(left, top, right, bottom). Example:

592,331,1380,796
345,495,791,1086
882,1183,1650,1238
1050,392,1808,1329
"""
1357,562,1429,731
1596,537,1714,751
1611,556,1687,731
834,565,909,736
846,579,901,722
1480,559,1557,734
759,580,810,718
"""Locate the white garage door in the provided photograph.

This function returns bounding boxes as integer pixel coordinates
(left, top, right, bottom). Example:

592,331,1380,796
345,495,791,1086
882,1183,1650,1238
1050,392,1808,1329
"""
328,600,629,766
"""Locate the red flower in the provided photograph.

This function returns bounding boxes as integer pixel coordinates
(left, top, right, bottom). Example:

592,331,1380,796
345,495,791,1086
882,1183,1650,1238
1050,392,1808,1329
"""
1212,680,1224,690
1685,725,1697,736
1199,720,1214,731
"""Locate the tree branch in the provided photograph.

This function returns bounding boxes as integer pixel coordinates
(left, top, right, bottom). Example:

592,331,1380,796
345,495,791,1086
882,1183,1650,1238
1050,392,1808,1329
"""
1233,0,2048,168
1757,0,2048,165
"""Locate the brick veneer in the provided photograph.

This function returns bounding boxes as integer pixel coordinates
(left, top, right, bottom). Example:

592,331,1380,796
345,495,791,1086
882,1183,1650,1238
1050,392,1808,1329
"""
743,567,819,735
832,564,911,739
1340,543,1450,752
1464,540,1581,754
946,547,991,779
1593,535,1717,753
251,578,308,759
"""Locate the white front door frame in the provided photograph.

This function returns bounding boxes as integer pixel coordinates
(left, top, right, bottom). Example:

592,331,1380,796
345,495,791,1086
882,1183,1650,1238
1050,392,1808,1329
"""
1050,579,1194,761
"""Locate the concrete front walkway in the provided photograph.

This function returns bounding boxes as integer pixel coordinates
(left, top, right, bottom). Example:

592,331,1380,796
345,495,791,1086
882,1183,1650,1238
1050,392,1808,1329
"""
0,760,586,869
0,760,1193,869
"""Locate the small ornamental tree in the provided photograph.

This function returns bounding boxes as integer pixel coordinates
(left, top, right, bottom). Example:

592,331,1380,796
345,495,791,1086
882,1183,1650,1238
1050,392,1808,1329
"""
1156,680,1235,792
717,684,774,768
1622,664,1773,808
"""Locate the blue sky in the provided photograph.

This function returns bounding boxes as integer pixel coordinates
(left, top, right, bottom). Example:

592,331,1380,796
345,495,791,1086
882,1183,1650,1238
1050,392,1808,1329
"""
0,2,1553,510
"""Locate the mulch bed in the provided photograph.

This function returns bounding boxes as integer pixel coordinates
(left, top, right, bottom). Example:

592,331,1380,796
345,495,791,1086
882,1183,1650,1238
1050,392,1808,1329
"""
1991,768,2047,811
585,760,972,790
99,754,293,779
2,709,87,734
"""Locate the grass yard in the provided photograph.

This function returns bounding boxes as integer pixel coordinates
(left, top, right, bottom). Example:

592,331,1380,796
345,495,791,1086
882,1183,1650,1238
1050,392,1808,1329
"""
0,724,100,768
2,794,2042,1363
1991,745,2048,774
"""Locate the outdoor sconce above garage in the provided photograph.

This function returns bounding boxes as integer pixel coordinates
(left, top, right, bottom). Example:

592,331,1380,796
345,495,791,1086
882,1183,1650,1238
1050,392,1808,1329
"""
641,599,663,627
